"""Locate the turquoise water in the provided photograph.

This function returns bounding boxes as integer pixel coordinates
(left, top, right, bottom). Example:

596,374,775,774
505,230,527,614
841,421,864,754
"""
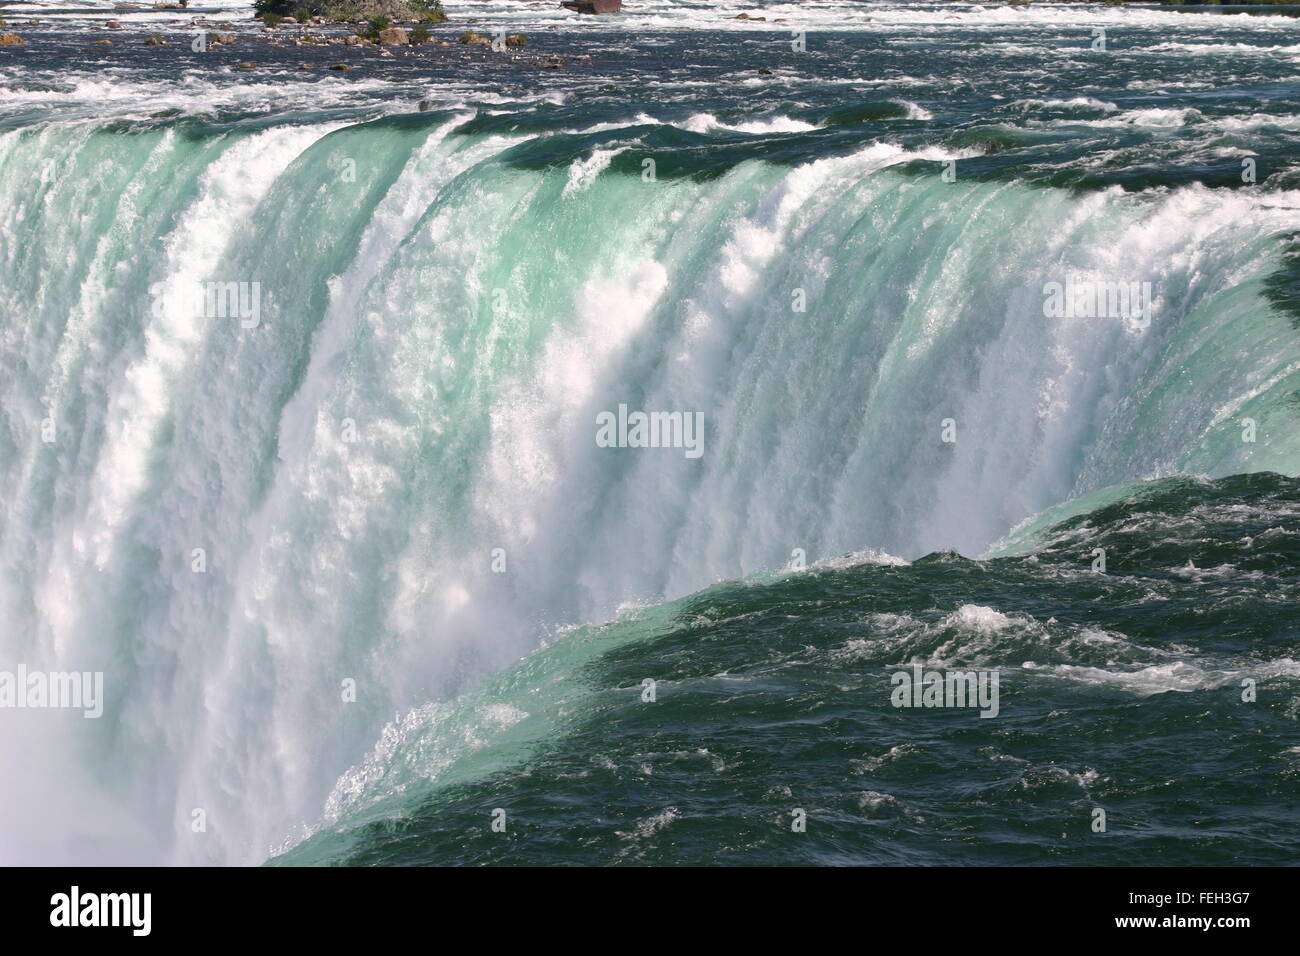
0,1,1297,865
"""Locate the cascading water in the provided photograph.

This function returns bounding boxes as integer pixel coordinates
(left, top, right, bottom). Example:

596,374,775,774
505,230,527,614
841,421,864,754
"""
2,1,1298,866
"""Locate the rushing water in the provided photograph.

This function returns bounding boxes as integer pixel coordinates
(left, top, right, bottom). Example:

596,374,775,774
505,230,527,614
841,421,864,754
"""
1,1,1297,865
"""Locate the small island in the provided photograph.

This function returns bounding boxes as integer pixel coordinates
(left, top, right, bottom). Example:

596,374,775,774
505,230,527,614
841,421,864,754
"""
251,0,450,24
251,0,622,24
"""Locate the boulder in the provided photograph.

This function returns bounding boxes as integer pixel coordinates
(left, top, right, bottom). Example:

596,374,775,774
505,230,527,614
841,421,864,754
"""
0,33,24,46
376,26,408,46
561,0,620,13
282,1,441,24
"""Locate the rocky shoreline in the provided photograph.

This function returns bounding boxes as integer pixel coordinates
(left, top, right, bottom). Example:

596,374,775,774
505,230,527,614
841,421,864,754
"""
0,0,628,66
0,11,604,72
251,0,619,23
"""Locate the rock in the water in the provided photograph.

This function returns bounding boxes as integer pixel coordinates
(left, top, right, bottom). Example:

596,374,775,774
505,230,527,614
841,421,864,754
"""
273,1,443,24
0,33,24,46
377,26,408,46
562,0,621,14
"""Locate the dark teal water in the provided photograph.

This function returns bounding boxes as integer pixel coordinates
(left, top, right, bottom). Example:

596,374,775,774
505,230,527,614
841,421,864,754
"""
276,473,1300,865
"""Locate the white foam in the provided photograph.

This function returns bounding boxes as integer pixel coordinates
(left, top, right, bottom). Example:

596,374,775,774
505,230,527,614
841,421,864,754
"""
562,147,626,199
1025,658,1300,696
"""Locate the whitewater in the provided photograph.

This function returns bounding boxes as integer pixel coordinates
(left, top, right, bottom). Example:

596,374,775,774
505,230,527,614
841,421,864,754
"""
1,1,1298,865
